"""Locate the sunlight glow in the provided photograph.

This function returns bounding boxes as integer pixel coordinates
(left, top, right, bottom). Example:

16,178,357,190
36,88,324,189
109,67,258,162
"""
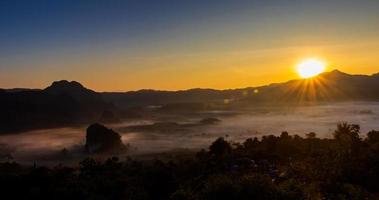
297,59,326,78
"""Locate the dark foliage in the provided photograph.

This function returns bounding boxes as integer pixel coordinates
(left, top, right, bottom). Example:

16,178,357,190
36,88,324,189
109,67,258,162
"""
1,122,379,199
85,123,124,153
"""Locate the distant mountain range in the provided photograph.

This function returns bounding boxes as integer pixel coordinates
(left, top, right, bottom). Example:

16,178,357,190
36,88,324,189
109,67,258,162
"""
103,70,379,108
0,70,379,134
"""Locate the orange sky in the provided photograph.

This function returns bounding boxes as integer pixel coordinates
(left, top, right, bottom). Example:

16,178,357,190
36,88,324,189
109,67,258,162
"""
3,41,378,92
1,1,379,91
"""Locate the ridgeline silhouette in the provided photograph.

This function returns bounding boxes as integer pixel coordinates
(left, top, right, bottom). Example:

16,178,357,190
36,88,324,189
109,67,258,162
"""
103,70,379,107
1,70,379,133
0,80,116,133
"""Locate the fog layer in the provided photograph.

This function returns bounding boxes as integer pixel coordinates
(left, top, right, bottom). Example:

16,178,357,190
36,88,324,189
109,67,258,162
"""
1,102,378,164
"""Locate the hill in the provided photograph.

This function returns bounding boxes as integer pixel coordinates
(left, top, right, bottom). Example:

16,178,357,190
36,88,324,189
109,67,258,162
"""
0,80,116,134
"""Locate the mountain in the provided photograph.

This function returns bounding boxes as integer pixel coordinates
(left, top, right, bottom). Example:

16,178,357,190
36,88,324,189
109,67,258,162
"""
1,70,379,133
102,88,234,108
4,88,41,93
44,80,109,111
0,80,116,134
244,70,379,103
102,70,379,108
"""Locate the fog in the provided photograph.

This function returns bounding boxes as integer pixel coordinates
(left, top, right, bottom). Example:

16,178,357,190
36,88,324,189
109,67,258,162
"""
1,102,379,165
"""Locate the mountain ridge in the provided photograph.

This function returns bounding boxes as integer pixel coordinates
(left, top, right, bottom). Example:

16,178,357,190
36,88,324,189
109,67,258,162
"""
101,70,379,107
1,70,378,93
1,70,379,133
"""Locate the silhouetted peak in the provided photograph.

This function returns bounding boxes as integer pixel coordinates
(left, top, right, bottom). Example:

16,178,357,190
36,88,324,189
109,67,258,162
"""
44,80,94,94
319,69,350,79
48,80,84,89
330,69,343,74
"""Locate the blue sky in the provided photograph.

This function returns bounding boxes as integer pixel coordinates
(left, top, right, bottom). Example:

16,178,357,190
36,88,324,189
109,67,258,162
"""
1,0,379,90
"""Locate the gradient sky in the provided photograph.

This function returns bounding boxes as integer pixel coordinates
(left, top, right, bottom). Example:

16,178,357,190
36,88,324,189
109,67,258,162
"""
1,0,379,91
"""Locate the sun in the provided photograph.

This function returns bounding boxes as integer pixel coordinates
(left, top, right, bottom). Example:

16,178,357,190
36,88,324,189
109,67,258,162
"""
297,59,326,79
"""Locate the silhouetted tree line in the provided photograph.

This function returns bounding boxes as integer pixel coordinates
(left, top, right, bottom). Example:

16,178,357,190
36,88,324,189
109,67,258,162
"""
1,122,379,199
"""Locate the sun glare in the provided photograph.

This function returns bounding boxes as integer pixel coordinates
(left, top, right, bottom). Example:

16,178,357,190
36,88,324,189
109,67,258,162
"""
297,59,326,79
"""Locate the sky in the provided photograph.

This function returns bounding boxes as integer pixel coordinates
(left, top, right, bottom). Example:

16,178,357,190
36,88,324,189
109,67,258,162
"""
1,0,379,91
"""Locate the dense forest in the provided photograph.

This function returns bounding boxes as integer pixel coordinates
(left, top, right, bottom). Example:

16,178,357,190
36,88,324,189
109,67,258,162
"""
1,122,379,199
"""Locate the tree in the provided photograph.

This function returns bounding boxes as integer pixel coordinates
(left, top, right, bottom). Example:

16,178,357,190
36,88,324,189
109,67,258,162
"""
306,132,316,139
333,122,361,146
280,131,290,139
209,137,232,157
366,130,379,144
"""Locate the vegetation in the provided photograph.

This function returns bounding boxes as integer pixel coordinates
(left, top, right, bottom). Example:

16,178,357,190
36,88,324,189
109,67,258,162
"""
85,123,125,153
1,122,379,199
